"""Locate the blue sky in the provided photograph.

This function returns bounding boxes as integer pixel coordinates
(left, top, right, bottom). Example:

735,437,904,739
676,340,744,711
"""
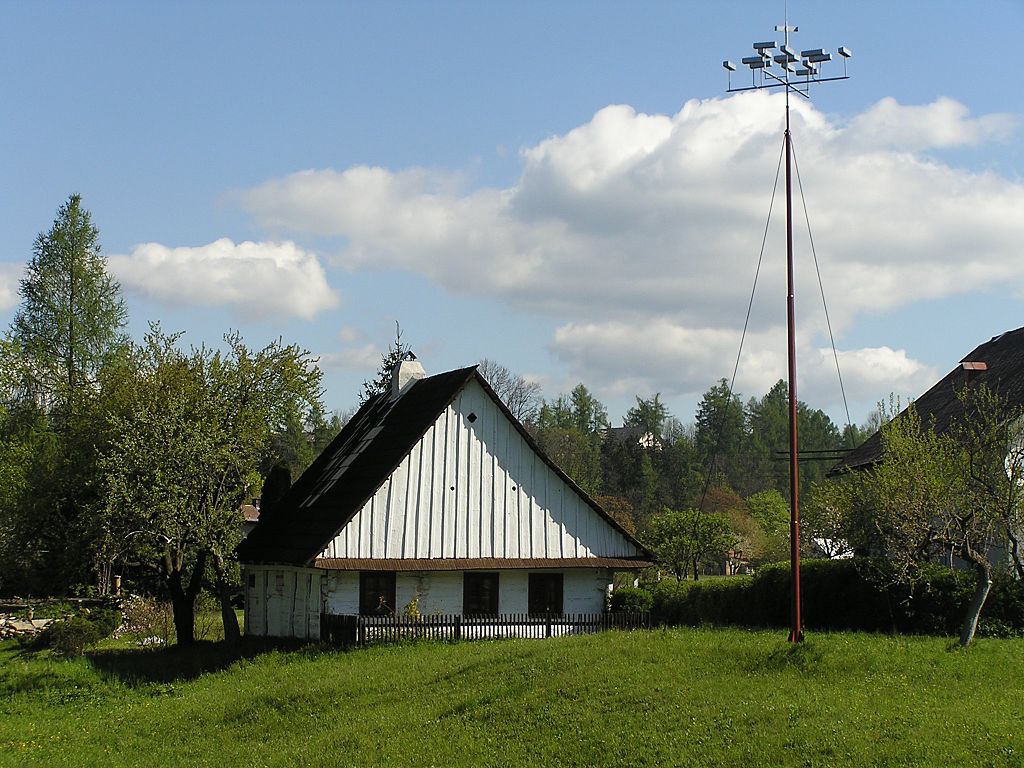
2,1,1023,429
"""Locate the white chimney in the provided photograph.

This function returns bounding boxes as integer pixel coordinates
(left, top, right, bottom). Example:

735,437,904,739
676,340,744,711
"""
391,358,426,397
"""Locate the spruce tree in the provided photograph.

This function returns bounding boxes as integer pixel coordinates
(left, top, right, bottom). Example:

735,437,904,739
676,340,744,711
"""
12,193,127,414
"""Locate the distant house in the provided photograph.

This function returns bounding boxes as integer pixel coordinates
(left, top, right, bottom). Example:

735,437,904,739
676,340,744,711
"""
603,425,661,450
237,360,653,640
832,326,1024,474
240,502,260,539
831,326,1024,567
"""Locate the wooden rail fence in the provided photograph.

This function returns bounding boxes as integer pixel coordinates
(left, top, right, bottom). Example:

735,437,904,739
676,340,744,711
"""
320,612,651,647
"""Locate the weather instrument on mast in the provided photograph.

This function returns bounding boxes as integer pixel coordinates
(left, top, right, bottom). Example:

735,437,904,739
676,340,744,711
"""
722,21,851,643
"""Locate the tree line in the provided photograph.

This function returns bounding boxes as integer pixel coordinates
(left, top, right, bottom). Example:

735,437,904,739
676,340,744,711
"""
477,358,878,577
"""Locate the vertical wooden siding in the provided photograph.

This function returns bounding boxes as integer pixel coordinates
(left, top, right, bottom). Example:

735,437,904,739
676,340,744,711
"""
320,379,639,561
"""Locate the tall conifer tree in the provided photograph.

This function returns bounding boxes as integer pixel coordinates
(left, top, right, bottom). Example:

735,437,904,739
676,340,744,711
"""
12,193,126,414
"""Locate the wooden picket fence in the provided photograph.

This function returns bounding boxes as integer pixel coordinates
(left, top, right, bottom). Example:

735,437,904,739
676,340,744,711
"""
320,612,651,648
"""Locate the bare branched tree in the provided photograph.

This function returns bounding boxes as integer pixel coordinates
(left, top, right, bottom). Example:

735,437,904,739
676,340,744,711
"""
477,358,542,424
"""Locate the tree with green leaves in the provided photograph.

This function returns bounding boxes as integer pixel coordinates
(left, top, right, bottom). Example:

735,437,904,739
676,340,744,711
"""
818,386,1024,646
624,393,669,441
11,194,127,415
747,379,843,498
102,326,322,644
745,488,791,564
694,379,749,494
532,384,608,497
0,195,128,594
534,426,603,496
645,507,737,581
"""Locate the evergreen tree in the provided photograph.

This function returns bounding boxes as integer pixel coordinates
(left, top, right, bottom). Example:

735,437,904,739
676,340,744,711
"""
11,194,126,414
624,393,669,439
0,195,127,594
361,323,412,403
694,379,749,493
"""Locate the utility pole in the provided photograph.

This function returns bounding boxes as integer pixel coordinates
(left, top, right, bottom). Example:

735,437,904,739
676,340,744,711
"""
723,20,851,643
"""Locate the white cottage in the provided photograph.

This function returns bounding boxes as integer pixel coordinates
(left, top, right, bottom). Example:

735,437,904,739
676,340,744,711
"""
237,360,653,640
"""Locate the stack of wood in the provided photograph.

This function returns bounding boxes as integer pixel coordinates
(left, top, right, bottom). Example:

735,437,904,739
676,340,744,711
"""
0,613,53,639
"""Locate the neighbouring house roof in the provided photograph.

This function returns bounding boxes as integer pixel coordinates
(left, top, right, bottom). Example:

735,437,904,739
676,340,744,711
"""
241,504,260,523
238,365,652,567
831,326,1024,474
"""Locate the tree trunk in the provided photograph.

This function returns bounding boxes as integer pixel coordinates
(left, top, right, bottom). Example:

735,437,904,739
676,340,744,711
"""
212,552,241,644
692,558,699,581
959,559,992,647
170,583,196,645
1009,528,1024,581
166,549,207,646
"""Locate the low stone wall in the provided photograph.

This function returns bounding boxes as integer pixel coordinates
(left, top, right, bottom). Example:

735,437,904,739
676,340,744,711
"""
0,613,54,639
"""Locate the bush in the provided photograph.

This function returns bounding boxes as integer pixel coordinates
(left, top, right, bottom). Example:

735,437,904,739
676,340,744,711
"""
646,557,1024,637
82,607,122,638
36,617,102,658
118,595,174,644
610,586,653,613
650,579,696,625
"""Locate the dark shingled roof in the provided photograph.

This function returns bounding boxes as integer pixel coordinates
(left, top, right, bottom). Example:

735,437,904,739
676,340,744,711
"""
238,366,651,565
831,326,1024,474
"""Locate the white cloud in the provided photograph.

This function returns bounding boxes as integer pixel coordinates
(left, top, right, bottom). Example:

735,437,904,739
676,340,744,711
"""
237,93,1022,403
0,263,23,313
548,321,937,412
337,325,363,344
844,97,1017,152
317,344,381,372
108,238,338,320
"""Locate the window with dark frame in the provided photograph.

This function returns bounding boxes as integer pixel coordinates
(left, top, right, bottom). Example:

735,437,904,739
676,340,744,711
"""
463,572,499,614
359,571,396,616
528,573,564,616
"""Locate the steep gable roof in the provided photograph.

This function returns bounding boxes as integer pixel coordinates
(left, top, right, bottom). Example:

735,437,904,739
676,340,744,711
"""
239,366,650,565
832,326,1024,473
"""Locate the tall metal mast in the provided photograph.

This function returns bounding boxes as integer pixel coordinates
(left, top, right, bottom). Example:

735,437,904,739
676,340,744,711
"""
723,22,851,643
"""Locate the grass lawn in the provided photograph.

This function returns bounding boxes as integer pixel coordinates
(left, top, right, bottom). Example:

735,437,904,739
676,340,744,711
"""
1,627,1022,767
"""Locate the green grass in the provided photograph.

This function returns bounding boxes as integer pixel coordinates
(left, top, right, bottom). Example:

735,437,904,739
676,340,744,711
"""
1,628,1023,767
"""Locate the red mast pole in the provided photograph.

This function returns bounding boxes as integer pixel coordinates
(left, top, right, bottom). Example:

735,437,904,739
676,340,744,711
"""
785,95,803,644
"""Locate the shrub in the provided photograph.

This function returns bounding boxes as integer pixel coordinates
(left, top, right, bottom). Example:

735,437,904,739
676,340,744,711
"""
36,617,102,658
650,579,696,625
118,595,174,644
610,586,653,613
82,607,122,638
646,557,1024,637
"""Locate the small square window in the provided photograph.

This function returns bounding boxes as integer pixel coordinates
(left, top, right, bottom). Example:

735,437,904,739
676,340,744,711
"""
359,572,396,616
463,572,499,615
528,573,563,616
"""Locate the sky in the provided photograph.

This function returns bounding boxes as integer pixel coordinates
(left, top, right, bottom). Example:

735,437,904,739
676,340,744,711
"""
2,1,1023,430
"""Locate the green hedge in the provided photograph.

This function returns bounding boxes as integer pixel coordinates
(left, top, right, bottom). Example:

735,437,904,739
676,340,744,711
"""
609,586,653,613
640,558,1024,637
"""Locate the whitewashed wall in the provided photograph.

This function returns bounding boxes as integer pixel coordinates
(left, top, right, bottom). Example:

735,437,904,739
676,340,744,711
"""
322,568,611,616
246,565,615,640
244,565,323,640
320,378,639,561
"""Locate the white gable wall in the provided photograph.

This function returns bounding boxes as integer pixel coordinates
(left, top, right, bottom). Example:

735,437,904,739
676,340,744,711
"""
320,379,639,561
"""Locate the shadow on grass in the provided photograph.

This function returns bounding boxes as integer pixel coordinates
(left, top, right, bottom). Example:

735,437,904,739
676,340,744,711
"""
87,637,316,686
761,639,825,672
